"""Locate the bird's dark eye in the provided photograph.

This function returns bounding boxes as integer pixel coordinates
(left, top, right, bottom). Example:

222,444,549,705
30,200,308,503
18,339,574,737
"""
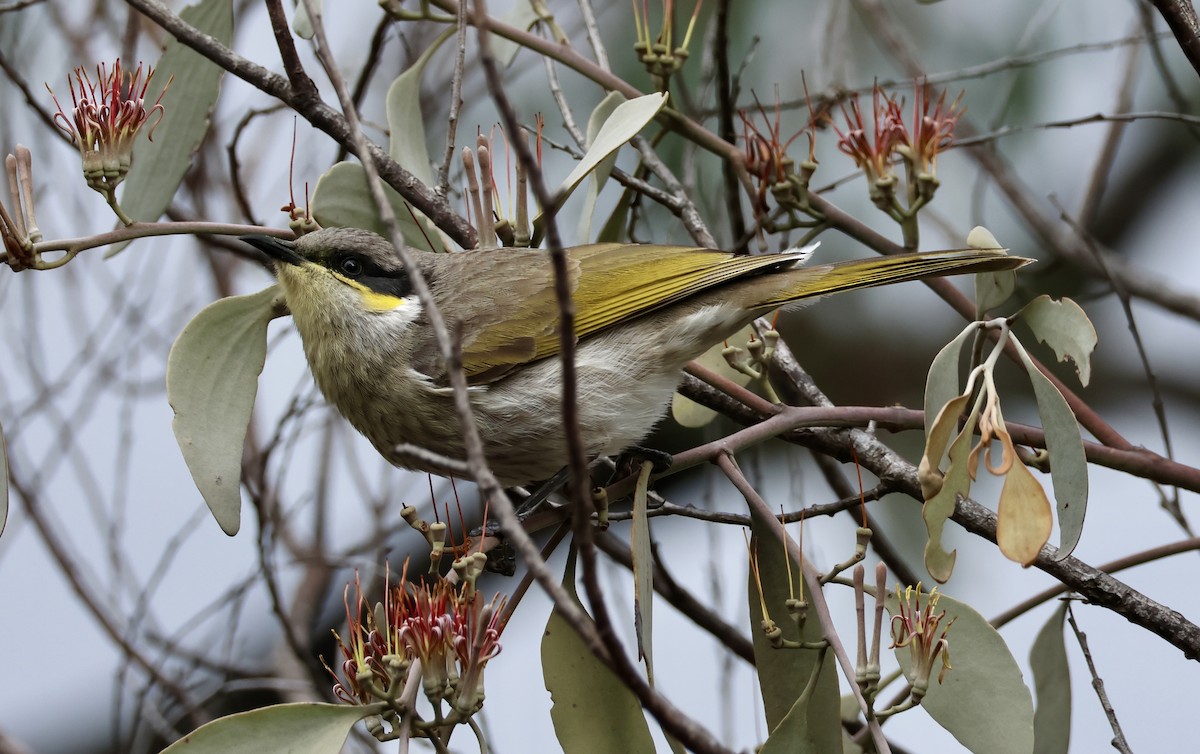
338,256,363,277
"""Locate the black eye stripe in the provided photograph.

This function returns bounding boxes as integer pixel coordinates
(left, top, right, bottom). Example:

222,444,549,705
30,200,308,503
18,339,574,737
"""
329,252,416,299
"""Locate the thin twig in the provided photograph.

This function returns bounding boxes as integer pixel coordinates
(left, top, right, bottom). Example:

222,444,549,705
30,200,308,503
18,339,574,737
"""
435,0,468,198
1065,602,1134,754
1146,0,1200,79
716,452,892,754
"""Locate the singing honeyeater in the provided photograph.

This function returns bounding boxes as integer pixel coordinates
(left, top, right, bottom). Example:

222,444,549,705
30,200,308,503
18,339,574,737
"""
244,229,1027,486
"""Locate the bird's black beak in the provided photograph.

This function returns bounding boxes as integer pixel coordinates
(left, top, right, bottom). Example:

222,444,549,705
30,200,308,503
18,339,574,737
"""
242,235,304,266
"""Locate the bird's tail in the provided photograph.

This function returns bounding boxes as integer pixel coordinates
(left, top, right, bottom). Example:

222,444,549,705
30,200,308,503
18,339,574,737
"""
759,247,1033,307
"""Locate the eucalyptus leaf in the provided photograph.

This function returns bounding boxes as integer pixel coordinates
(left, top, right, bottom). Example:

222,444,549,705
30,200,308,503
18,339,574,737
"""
111,0,233,256
542,552,655,754
1031,604,1071,754
919,392,971,502
631,461,655,684
995,443,1053,566
490,0,541,67
159,702,367,753
534,93,667,241
673,325,757,427
759,689,819,754
386,28,455,188
0,417,8,538
968,227,1015,316
311,162,446,252
923,324,977,445
167,285,285,535
596,181,636,242
292,0,319,39
1012,337,1088,560
1017,295,1097,386
578,91,626,242
887,590,1035,754
748,508,840,750
923,416,976,583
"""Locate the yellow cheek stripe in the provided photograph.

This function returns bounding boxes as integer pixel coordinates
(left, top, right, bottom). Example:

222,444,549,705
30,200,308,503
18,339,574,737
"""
331,271,406,312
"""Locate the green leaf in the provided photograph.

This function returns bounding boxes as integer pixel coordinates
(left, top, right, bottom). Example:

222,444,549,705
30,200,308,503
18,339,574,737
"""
747,508,841,750
292,0,319,39
490,0,541,67
112,0,233,255
969,226,1015,316
0,416,8,538
631,461,655,685
887,590,1035,754
159,702,367,753
1013,337,1089,560
385,28,455,188
759,690,818,754
577,91,626,242
923,323,977,445
311,162,446,253
533,93,667,242
1017,295,1097,386
167,285,284,535
596,181,636,242
922,412,976,583
542,552,655,754
672,325,757,427
1031,604,1071,754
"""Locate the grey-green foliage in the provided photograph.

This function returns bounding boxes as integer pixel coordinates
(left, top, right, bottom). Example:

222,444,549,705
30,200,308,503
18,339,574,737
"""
167,285,284,535
111,0,233,255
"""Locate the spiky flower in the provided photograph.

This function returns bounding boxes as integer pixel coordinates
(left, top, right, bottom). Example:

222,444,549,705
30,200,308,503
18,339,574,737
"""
890,583,955,702
325,566,508,724
47,60,171,195
833,86,909,186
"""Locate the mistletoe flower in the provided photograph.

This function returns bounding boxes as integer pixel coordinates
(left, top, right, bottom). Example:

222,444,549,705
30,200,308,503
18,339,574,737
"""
834,86,908,186
449,591,507,715
890,583,955,702
905,86,964,179
47,60,171,194
324,566,508,721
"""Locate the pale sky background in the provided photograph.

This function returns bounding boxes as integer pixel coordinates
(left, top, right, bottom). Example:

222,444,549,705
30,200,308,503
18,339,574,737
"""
1,1,1198,752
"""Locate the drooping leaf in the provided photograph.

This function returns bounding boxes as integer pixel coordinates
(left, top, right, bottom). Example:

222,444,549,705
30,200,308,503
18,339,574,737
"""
159,702,367,753
1013,337,1088,560
759,688,818,754
919,392,971,502
112,0,233,255
533,93,667,242
0,417,8,538
1017,295,1097,386
292,0,319,39
631,461,655,684
385,28,455,188
672,324,757,427
747,508,841,751
969,226,1015,316
489,0,541,67
923,413,977,583
311,162,446,252
596,181,637,242
578,91,626,242
923,324,977,452
167,285,285,535
887,590,1035,754
542,551,655,754
995,435,1053,566
1031,604,1071,754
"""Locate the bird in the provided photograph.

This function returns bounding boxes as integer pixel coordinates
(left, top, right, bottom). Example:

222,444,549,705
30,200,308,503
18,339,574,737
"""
243,228,1028,487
